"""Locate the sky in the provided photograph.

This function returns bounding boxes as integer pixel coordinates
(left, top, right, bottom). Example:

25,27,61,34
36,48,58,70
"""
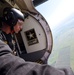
36,0,74,29
36,0,74,69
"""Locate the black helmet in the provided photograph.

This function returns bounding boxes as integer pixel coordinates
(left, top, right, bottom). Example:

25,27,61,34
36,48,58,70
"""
3,7,24,27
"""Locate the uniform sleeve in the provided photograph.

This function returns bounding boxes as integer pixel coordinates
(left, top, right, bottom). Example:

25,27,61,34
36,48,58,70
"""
0,40,74,75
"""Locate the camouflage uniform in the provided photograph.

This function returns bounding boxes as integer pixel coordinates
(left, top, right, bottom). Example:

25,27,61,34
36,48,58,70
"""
0,30,18,55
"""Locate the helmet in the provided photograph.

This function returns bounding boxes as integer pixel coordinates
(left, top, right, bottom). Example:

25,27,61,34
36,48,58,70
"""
3,7,24,27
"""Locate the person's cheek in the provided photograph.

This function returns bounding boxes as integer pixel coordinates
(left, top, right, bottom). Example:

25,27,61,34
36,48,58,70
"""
17,26,22,32
20,26,23,31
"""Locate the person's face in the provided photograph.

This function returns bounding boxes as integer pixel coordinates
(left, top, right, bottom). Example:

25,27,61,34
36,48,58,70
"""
13,19,24,33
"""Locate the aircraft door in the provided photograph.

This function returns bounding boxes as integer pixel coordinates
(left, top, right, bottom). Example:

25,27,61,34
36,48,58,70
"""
18,12,53,64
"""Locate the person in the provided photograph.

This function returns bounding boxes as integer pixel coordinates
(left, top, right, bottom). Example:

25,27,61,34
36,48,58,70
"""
0,7,48,64
0,7,74,75
0,7,24,55
0,39,74,75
